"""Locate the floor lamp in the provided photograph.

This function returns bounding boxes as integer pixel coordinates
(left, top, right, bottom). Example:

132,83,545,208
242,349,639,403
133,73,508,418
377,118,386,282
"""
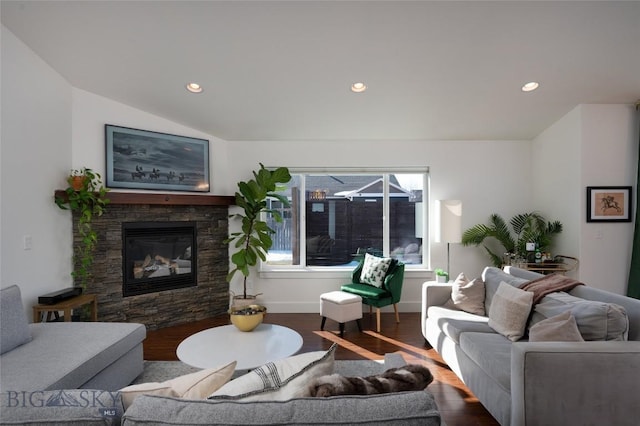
436,200,462,280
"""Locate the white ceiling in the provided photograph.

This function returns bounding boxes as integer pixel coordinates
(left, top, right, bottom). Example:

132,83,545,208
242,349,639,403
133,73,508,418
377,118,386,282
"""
2,1,639,141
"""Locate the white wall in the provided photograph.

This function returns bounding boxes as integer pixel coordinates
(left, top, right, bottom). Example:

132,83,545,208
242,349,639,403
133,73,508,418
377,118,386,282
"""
580,105,637,294
0,25,231,321
533,104,638,294
1,26,73,313
532,106,582,273
227,139,533,312
72,89,232,195
4,21,635,318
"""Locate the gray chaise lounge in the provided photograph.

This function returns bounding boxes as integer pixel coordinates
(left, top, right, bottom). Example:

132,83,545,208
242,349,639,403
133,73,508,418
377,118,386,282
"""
0,285,146,392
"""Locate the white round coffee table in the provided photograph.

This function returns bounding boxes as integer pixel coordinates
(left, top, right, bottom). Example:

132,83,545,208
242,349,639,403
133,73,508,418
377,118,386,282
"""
176,323,303,370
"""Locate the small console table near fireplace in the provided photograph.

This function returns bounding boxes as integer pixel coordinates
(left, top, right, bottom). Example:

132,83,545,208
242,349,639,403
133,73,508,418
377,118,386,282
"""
33,294,98,322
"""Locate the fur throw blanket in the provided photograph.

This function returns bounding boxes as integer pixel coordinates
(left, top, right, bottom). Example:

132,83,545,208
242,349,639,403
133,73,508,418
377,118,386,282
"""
307,364,433,397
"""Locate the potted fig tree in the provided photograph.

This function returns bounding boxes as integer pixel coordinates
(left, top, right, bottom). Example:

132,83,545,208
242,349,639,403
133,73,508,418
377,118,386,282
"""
225,163,291,307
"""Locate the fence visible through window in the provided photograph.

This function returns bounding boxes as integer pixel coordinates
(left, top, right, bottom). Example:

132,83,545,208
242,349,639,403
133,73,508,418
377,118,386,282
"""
264,171,428,268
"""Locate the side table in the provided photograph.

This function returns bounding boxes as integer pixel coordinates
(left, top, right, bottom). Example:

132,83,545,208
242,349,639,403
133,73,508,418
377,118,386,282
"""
32,294,98,322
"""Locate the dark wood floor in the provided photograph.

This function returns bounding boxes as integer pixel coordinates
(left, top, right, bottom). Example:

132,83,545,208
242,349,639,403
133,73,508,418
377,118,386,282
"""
144,312,499,426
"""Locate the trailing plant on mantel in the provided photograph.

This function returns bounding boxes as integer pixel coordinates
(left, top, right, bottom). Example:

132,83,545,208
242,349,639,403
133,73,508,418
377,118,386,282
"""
225,163,291,300
55,168,110,290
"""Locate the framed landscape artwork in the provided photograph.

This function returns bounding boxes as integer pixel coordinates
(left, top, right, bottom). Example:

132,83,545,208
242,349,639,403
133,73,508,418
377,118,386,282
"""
586,186,632,222
105,125,210,192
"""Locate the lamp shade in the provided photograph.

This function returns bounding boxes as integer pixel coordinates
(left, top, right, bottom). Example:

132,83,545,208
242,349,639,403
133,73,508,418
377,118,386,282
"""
435,200,462,243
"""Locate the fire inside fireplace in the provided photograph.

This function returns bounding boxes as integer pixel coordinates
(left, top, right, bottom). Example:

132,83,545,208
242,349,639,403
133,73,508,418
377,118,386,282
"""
122,222,197,297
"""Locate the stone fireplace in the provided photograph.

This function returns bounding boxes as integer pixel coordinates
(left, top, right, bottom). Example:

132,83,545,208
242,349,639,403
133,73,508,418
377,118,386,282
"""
68,192,233,330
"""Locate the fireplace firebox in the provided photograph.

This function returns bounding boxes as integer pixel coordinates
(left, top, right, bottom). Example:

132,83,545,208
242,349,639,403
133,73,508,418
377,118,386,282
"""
122,222,197,297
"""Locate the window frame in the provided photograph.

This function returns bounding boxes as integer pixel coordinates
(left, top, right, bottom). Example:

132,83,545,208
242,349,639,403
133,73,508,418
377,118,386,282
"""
261,166,430,272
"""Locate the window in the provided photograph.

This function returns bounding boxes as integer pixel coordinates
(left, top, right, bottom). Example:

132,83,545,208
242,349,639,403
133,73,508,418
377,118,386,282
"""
265,168,429,269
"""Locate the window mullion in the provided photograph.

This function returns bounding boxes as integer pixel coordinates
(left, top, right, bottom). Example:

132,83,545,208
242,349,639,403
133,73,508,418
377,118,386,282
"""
383,174,390,257
300,175,307,266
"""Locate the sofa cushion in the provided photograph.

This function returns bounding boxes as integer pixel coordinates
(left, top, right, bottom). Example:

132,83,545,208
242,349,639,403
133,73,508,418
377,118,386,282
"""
482,267,529,315
120,361,236,409
488,282,534,342
503,265,545,281
529,311,584,342
360,254,392,288
530,291,629,341
0,389,124,425
451,273,485,315
427,306,493,344
569,285,640,341
0,285,33,355
459,332,513,393
123,391,441,426
341,282,389,299
0,322,146,391
209,344,336,401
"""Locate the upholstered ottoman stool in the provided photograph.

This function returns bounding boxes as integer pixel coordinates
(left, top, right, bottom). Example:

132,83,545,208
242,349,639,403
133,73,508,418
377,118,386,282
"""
320,291,363,337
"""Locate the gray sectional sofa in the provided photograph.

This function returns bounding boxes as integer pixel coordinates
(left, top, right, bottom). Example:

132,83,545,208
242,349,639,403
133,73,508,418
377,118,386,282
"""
121,354,440,426
1,352,441,425
422,266,640,426
1,284,440,425
0,285,146,391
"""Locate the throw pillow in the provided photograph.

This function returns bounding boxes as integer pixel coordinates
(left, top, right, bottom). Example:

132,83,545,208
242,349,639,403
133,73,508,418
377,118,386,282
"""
0,285,33,355
530,291,629,341
451,273,486,316
481,267,529,316
360,253,392,288
488,281,534,341
120,361,236,409
529,311,584,342
209,344,337,401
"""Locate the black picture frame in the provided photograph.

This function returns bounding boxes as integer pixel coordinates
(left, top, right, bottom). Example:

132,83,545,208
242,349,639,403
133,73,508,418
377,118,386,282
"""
105,124,210,192
586,186,632,222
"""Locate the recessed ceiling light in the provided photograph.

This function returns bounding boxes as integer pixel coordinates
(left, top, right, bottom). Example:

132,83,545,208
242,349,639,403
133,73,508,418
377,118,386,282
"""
186,83,203,93
521,81,539,92
351,82,367,93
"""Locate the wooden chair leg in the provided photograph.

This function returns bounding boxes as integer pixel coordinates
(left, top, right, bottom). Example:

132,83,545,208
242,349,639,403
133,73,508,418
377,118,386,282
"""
320,316,326,330
393,304,400,323
376,308,381,333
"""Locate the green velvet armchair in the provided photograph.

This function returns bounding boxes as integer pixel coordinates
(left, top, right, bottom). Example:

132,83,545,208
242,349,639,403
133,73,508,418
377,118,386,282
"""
341,258,405,332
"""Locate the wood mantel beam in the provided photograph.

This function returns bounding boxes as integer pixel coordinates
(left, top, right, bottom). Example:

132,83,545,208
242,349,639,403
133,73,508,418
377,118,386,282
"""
54,190,235,206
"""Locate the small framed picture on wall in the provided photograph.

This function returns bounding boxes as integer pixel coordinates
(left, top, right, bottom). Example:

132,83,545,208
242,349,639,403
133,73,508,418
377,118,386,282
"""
586,186,632,222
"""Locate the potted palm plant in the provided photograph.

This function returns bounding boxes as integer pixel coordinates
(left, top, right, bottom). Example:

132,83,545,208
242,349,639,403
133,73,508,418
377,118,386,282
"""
461,212,563,267
55,168,110,291
225,163,291,307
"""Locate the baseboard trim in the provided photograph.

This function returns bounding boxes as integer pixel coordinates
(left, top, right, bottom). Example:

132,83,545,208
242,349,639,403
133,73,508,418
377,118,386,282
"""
261,301,421,314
